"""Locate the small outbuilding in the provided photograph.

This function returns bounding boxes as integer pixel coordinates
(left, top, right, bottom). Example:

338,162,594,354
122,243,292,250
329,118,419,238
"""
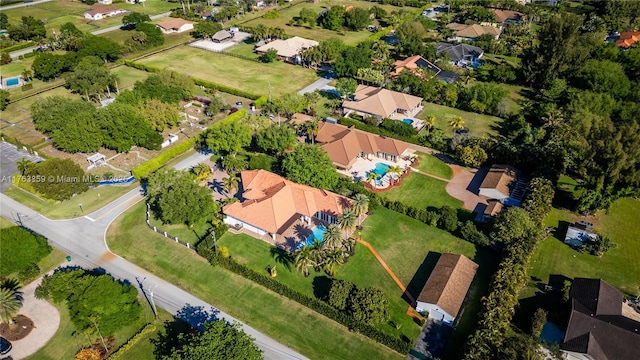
478,164,527,205
212,30,233,43
87,153,106,168
415,253,478,326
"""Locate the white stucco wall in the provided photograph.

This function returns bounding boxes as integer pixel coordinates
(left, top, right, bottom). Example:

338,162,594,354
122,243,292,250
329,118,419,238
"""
479,188,508,200
415,301,455,326
223,215,268,236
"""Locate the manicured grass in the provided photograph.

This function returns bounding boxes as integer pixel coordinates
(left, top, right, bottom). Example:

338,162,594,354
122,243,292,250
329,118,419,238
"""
0,62,28,77
111,65,150,90
525,198,640,298
225,42,260,60
417,103,501,137
218,232,421,340
382,172,462,210
4,183,138,219
107,202,404,360
360,208,498,359
137,45,319,96
414,152,452,180
241,0,412,45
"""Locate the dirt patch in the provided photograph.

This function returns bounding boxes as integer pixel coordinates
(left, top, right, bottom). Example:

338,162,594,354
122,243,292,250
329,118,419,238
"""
0,314,35,341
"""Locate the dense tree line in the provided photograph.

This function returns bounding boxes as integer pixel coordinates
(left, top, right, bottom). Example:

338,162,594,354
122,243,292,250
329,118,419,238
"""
320,6,372,31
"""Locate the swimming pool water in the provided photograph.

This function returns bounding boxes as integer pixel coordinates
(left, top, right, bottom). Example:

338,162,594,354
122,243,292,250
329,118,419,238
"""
6,78,19,86
402,118,414,125
297,225,326,249
372,162,391,179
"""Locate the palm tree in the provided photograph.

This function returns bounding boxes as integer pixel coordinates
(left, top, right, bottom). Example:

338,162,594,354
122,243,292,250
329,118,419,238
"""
303,119,319,144
222,174,239,196
303,91,321,115
323,224,342,250
423,115,436,133
337,209,357,240
366,172,378,187
17,158,34,175
388,165,403,185
21,68,32,82
542,108,563,128
0,279,23,324
351,194,369,227
191,163,211,181
449,116,465,134
322,248,345,277
293,246,315,277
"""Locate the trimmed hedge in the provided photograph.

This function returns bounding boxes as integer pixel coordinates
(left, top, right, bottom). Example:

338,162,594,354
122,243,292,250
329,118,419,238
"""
196,248,411,354
108,323,156,360
253,95,268,108
193,78,261,100
338,117,420,145
2,41,35,53
123,60,161,73
367,27,393,41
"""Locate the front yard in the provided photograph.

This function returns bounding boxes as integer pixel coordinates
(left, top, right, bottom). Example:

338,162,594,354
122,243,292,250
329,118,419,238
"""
137,45,320,96
382,172,462,210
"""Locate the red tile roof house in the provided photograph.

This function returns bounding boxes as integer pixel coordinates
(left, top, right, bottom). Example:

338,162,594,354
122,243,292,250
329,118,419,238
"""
84,4,127,20
222,170,352,250
616,31,640,49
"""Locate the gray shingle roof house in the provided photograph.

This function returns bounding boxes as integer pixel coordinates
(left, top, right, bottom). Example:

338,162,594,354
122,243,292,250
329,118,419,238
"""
436,43,484,66
562,278,640,360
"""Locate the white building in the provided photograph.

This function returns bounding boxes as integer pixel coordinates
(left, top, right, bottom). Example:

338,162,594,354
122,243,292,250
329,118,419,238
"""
84,4,127,20
156,18,195,34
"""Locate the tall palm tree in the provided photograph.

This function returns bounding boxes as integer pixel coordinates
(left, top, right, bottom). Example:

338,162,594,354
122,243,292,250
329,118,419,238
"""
388,165,403,185
293,246,315,277
21,68,33,82
0,279,23,324
337,209,357,240
322,248,345,277
303,119,319,144
449,116,465,134
17,158,34,175
323,224,342,250
423,115,436,133
542,108,564,128
222,174,239,196
366,172,378,187
303,91,321,115
351,194,369,227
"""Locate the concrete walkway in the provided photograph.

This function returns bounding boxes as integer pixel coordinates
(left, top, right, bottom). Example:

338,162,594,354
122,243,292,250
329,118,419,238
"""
8,275,61,360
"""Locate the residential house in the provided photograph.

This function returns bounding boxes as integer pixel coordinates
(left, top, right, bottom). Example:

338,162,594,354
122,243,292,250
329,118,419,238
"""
156,18,194,34
482,200,503,221
391,55,460,83
436,43,484,67
478,164,527,206
616,31,640,49
561,278,640,360
255,36,319,63
342,85,423,120
212,30,233,43
222,170,351,246
84,4,127,20
487,9,524,27
315,121,415,171
446,23,501,41
415,253,479,326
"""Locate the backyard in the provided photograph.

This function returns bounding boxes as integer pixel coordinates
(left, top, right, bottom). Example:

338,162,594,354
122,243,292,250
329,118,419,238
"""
417,103,502,137
240,0,415,44
107,202,404,360
137,45,320,96
414,152,453,180
382,172,462,210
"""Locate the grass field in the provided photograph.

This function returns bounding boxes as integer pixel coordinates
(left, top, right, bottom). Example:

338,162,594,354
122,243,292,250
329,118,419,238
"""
218,231,421,340
225,41,260,60
241,0,414,45
107,202,404,360
382,172,462,210
360,207,498,359
137,45,319,96
0,62,29,77
4,183,138,219
415,152,453,180
417,103,502,137
111,65,150,90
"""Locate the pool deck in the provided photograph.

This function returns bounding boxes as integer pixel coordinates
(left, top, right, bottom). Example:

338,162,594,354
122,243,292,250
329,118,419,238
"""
338,156,414,190
229,215,328,252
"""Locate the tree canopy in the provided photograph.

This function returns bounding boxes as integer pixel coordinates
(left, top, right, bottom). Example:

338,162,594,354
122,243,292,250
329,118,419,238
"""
30,158,91,201
0,226,51,276
282,144,339,189
64,56,117,102
256,124,297,154
203,122,252,155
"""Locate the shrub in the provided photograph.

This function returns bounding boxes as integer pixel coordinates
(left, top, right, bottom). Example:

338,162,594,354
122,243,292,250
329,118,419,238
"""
459,221,489,246
248,153,276,171
108,323,156,360
263,10,280,19
423,210,440,227
328,279,355,310
437,206,458,232
380,119,415,137
17,263,40,283
0,227,52,276
260,48,278,63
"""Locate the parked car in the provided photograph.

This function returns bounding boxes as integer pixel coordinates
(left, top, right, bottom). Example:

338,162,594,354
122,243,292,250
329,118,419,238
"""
0,337,11,355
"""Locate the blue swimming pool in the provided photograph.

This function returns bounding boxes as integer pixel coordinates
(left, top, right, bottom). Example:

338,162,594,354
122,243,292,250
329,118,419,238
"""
372,162,391,179
402,118,414,125
5,77,19,86
297,225,326,249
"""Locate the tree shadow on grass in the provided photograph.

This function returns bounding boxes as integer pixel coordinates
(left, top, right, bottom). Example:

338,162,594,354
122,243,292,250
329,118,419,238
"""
270,246,294,270
312,275,333,301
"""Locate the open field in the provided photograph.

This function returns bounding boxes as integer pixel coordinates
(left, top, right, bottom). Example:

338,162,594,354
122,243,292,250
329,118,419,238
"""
417,103,501,137
218,231,421,339
137,45,320,96
4,183,138,219
111,65,149,90
225,41,260,60
415,152,453,180
241,0,416,45
107,202,404,360
382,172,462,210
360,207,498,359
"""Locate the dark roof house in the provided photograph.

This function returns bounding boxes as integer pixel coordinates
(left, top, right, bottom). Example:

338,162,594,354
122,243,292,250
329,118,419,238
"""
436,43,484,64
392,55,460,83
562,278,640,360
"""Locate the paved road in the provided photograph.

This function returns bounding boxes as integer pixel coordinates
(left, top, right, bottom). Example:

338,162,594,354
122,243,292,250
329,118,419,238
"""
0,151,308,360
297,76,335,95
0,0,54,10
10,12,172,58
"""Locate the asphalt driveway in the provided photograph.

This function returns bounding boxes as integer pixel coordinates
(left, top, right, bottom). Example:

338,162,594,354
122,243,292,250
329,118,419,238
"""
0,141,43,192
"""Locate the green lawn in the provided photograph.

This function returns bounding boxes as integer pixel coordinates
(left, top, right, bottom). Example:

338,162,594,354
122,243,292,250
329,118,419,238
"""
382,172,462,210
137,45,319,96
0,62,29,77
4,183,138,219
111,65,150,90
414,152,453,180
218,232,421,340
240,0,411,45
107,202,404,360
360,207,498,359
225,42,260,60
417,103,502,137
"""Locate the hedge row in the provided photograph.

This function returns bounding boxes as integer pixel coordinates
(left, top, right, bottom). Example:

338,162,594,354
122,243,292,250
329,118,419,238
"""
253,95,268,108
196,248,411,354
108,323,157,360
367,27,393,41
123,60,161,73
2,41,35,53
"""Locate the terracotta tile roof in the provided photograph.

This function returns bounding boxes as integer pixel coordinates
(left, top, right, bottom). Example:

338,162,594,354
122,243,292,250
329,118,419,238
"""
342,85,423,119
616,31,640,49
447,23,501,39
562,278,640,360
490,9,523,23
417,253,478,319
86,4,121,16
156,18,194,31
255,36,319,57
392,55,441,77
479,164,519,198
315,122,412,168
222,170,350,234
